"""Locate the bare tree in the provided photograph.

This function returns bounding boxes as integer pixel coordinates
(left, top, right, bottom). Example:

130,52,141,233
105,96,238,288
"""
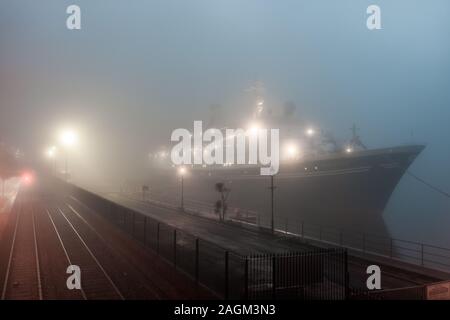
214,182,230,221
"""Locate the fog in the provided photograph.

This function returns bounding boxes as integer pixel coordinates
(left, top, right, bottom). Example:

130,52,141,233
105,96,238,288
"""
0,1,449,245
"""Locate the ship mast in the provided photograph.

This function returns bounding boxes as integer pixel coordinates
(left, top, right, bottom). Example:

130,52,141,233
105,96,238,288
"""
349,124,367,150
246,80,265,119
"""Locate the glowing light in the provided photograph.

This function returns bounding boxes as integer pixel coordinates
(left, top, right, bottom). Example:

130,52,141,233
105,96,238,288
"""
46,146,57,158
159,151,167,158
305,128,315,137
283,141,300,161
346,147,353,153
178,166,187,176
248,122,261,136
59,129,78,147
22,172,34,185
285,143,299,160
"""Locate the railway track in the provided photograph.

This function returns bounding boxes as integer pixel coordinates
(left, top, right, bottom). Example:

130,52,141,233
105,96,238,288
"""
46,207,124,300
1,191,42,300
60,202,165,299
1,188,127,300
0,180,217,300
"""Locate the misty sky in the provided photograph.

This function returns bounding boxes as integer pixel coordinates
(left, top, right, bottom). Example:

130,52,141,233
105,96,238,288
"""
0,1,449,245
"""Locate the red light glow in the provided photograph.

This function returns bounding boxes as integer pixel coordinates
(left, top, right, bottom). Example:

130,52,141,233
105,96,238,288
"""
21,172,34,185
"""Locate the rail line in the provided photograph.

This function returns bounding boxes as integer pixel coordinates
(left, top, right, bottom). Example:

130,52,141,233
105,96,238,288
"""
46,208,88,300
1,192,42,300
63,202,164,299
31,206,43,300
1,196,21,299
47,207,124,300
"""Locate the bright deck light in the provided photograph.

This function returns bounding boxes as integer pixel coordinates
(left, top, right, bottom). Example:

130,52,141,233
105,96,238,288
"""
305,128,315,137
284,142,300,160
178,166,187,176
248,122,261,136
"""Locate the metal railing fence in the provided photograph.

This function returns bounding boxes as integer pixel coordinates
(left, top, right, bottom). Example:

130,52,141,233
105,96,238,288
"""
63,182,349,300
245,214,450,274
117,189,450,274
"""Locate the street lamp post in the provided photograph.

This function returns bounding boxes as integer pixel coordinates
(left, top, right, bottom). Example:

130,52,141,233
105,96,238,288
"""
46,146,57,176
181,174,184,210
64,151,69,182
269,175,276,234
59,129,77,182
53,156,56,176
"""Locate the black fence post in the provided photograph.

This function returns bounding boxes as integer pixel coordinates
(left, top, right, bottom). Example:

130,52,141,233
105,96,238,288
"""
390,238,393,258
156,222,160,254
132,211,136,236
143,216,147,245
301,221,304,239
244,257,249,300
195,238,199,283
224,251,229,300
173,229,177,268
272,255,276,299
345,250,350,300
421,244,424,266
362,233,366,254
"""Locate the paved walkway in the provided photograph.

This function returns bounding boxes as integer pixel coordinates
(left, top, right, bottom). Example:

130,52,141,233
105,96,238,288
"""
103,192,444,289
